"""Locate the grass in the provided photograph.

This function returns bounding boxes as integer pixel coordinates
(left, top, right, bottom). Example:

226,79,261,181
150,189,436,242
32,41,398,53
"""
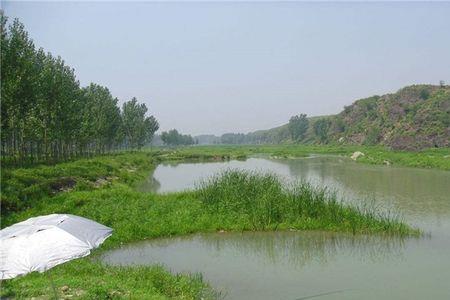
2,260,214,300
0,146,426,299
171,144,450,170
197,170,414,235
0,151,157,213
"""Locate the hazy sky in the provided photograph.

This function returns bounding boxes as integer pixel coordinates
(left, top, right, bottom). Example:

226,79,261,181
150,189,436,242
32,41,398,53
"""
3,1,450,135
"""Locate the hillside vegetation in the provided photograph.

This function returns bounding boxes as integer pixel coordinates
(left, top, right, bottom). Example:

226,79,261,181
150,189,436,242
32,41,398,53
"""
330,85,450,150
210,85,450,150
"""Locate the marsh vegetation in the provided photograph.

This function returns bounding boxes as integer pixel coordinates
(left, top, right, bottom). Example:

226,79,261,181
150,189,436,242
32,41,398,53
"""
1,147,427,299
1,4,449,299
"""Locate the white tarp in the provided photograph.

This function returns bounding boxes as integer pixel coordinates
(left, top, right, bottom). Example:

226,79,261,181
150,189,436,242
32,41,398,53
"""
0,214,113,279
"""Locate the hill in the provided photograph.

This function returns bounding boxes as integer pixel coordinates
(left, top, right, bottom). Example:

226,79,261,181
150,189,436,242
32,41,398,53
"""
328,84,449,150
210,84,449,150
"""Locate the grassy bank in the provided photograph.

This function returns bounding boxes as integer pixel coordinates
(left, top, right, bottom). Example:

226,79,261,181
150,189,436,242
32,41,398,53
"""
1,148,422,299
171,145,450,170
2,261,214,300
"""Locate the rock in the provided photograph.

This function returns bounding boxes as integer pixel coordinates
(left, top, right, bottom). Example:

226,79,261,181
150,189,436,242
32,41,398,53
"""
351,151,365,161
110,291,123,297
50,177,76,194
61,285,70,292
93,177,108,188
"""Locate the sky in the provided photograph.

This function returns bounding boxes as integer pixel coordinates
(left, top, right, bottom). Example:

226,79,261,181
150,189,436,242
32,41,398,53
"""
3,1,450,135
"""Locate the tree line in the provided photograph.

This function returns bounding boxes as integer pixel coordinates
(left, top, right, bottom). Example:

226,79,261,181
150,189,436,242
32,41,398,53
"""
1,13,159,165
161,129,196,146
213,114,329,145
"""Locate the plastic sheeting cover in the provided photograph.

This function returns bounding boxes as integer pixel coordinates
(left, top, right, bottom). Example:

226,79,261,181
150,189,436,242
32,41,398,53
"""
0,214,112,279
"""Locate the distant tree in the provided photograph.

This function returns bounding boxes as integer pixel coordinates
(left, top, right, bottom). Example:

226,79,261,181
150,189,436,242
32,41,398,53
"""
334,117,346,133
313,119,330,143
144,115,159,146
288,114,309,142
419,88,430,100
122,97,159,149
364,126,381,146
161,129,194,146
440,80,445,88
221,133,246,144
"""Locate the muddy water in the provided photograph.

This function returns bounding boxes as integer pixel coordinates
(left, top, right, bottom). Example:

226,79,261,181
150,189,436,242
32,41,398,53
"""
106,157,450,299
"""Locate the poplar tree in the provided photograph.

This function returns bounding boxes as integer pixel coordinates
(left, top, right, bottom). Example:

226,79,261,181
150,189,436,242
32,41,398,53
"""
0,14,159,165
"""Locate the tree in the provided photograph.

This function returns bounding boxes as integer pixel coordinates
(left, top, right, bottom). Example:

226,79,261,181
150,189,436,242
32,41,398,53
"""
161,129,194,146
313,119,330,143
288,114,309,142
364,126,381,146
221,133,246,144
0,13,159,164
122,97,159,149
143,115,159,146
82,84,122,153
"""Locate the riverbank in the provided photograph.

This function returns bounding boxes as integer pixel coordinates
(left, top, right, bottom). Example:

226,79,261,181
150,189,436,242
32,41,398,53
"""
170,145,450,170
0,147,431,299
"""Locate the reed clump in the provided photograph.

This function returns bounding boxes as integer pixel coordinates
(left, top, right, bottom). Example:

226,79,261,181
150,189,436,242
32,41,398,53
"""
197,170,417,235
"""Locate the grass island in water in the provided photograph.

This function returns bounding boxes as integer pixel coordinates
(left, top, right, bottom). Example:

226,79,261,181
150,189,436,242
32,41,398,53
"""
1,145,434,299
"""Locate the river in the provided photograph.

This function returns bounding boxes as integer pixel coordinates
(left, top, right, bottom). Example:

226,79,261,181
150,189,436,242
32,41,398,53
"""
102,156,450,299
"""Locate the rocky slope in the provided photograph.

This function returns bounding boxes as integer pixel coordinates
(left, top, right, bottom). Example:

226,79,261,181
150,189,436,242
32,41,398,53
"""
329,85,450,150
212,84,450,150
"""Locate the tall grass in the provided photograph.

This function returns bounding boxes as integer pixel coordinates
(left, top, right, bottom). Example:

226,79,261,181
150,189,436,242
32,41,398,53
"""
2,156,419,299
197,170,417,235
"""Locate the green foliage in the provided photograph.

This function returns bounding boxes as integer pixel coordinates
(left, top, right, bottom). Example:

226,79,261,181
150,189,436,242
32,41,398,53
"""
220,132,246,144
288,114,309,142
198,170,285,229
330,85,450,150
0,148,424,299
0,152,155,214
214,124,290,145
203,85,449,150
81,84,123,152
161,129,195,146
0,13,158,165
2,259,214,300
197,170,414,234
2,145,448,216
364,126,381,146
171,144,450,170
420,88,430,100
122,98,159,149
313,119,330,143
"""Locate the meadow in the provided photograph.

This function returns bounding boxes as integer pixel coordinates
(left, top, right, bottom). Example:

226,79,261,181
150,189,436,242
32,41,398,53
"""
1,145,440,299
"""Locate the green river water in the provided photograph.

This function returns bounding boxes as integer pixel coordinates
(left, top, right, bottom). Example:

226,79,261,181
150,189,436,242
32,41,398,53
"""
101,156,450,299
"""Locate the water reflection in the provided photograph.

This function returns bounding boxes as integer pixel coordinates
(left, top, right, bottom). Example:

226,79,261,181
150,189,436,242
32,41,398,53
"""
122,157,450,299
137,156,450,232
101,231,408,270
274,157,450,230
195,231,407,266
101,232,435,300
136,176,161,193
